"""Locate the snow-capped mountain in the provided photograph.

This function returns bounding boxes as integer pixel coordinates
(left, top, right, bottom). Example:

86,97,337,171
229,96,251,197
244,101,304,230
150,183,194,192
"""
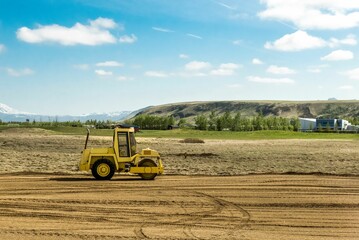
0,103,132,122
0,103,28,114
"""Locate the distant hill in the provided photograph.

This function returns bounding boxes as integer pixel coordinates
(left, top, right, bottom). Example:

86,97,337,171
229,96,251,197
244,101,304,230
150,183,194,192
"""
134,100,359,121
2,100,359,123
0,111,132,123
0,103,131,122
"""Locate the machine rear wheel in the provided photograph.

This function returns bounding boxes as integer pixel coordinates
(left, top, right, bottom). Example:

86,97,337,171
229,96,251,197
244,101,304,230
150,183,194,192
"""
92,159,115,180
139,159,157,180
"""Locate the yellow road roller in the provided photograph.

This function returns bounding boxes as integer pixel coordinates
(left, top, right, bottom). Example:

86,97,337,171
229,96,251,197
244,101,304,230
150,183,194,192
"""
79,127,163,180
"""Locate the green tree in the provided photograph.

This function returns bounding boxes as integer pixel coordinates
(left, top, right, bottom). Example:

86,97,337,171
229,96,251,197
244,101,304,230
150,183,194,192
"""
231,112,241,131
273,117,280,130
122,119,134,125
309,122,313,131
195,114,208,130
208,111,217,131
240,118,250,131
221,111,232,129
167,115,175,126
133,114,177,130
178,118,187,127
334,120,339,132
133,115,145,129
326,122,331,132
254,112,265,130
216,117,223,131
290,118,301,131
318,123,323,132
278,117,289,131
266,117,274,130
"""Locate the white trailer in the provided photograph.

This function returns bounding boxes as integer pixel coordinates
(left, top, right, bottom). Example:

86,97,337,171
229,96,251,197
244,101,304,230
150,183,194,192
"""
299,118,316,131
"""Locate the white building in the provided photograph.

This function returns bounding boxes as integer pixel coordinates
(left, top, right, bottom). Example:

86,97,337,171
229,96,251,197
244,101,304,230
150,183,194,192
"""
316,119,351,131
339,119,350,130
299,118,316,131
347,125,358,131
299,117,355,132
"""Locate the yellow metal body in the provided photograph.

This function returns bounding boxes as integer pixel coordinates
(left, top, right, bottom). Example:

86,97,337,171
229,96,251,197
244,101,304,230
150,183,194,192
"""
79,127,164,179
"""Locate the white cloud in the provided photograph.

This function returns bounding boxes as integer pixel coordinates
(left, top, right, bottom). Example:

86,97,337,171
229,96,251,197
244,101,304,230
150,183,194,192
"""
6,68,34,77
182,61,240,77
340,35,357,45
119,34,137,44
259,1,359,30
265,30,326,51
96,61,123,67
211,63,240,76
339,85,353,90
252,58,264,65
95,69,113,76
179,54,189,59
345,67,359,80
185,61,211,71
186,33,202,39
328,35,357,48
321,50,354,61
266,31,358,52
179,72,207,78
90,17,117,29
145,71,168,78
73,64,89,70
17,17,117,46
267,65,296,75
247,76,295,84
152,27,174,33
0,44,5,53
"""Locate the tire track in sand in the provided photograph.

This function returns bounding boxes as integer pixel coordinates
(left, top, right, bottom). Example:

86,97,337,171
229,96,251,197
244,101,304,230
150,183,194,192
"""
190,191,251,240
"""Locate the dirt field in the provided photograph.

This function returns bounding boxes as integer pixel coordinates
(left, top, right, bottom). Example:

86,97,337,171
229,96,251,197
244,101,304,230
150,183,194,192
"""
0,128,358,239
0,128,358,175
0,174,358,240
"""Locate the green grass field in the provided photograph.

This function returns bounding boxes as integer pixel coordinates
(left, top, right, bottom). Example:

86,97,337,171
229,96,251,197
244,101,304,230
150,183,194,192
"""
136,129,359,140
1,126,357,140
14,127,359,140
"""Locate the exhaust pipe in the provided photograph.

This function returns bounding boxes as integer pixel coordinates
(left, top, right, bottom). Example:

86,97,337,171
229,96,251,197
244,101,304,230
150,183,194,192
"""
84,128,90,149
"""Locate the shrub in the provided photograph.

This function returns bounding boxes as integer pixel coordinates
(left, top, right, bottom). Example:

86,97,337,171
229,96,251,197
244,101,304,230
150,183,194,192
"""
179,138,205,144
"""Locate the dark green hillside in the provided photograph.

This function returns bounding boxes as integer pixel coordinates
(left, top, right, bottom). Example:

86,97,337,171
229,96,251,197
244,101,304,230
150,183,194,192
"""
135,100,359,121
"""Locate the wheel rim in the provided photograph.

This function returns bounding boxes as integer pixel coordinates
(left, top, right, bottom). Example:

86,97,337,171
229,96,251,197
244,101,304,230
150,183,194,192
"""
140,160,157,179
97,163,110,177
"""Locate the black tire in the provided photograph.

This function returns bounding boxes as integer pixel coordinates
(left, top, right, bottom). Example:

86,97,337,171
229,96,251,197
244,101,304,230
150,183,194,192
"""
91,159,115,180
138,159,157,180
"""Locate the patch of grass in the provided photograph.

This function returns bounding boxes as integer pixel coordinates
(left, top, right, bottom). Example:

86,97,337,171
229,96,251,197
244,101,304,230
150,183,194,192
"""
1,126,358,140
137,129,359,140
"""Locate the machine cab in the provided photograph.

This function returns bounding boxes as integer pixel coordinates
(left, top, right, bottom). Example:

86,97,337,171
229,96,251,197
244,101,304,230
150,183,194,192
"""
114,127,137,160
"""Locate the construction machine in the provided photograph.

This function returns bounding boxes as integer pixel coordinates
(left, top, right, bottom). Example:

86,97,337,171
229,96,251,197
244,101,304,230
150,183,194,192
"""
79,127,163,180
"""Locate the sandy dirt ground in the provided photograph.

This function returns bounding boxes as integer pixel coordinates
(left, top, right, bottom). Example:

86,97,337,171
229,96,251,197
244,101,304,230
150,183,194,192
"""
0,174,358,240
0,128,358,239
0,128,359,175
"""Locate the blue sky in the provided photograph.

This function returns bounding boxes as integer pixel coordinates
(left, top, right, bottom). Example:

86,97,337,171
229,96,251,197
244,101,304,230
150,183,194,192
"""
0,0,358,115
